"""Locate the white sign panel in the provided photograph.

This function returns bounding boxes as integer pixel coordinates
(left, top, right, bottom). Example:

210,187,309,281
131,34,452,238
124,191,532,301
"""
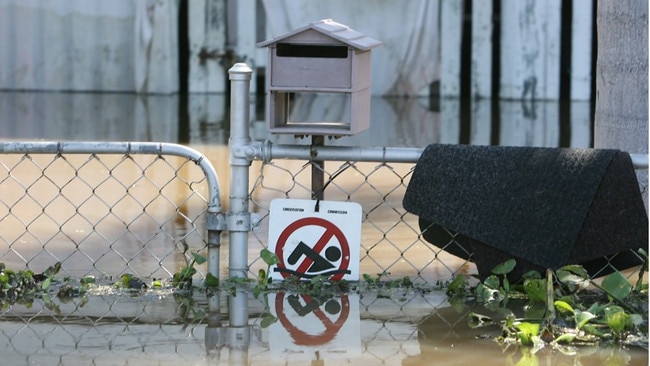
268,198,362,281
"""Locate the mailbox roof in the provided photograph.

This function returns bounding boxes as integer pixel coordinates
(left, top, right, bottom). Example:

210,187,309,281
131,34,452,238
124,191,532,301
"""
257,19,382,50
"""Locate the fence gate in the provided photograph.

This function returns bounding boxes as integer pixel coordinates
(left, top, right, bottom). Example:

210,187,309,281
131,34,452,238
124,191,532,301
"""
0,141,223,281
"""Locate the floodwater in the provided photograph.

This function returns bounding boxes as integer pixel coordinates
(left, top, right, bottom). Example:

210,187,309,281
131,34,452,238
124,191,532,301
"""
0,92,647,365
2,289,647,365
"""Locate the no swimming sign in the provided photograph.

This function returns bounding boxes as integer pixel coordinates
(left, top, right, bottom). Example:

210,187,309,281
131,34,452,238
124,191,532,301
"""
268,199,362,281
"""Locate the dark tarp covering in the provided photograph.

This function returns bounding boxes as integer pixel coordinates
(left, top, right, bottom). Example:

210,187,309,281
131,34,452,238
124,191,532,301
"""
403,144,648,280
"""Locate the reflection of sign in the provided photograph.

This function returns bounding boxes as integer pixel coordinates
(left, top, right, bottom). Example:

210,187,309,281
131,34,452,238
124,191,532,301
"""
268,292,361,361
276,292,349,345
268,199,361,281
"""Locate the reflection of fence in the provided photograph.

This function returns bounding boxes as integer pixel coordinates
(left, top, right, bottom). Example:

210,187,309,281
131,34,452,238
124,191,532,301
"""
0,142,222,280
3,288,646,364
0,290,447,364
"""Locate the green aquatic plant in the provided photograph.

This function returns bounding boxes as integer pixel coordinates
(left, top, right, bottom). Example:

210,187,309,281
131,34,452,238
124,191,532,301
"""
446,274,469,297
171,240,216,291
0,261,92,310
468,258,648,348
363,271,414,290
0,262,62,305
172,251,207,290
253,248,354,298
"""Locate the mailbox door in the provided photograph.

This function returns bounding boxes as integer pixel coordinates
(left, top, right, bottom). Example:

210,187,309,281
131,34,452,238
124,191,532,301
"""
270,44,352,89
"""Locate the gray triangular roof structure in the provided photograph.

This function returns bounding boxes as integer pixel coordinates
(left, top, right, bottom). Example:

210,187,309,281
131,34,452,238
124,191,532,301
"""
257,19,382,51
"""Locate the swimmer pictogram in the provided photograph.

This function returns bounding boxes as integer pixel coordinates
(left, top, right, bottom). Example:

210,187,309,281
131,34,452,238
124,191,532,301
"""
274,217,351,280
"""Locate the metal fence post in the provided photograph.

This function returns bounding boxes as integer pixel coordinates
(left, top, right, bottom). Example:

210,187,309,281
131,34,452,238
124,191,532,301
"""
228,63,253,278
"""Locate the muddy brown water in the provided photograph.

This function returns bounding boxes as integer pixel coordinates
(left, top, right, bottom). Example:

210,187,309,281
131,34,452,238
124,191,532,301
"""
0,92,646,365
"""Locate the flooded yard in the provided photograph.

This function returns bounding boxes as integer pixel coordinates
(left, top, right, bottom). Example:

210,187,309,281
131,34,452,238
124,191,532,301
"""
0,92,646,365
1,289,646,365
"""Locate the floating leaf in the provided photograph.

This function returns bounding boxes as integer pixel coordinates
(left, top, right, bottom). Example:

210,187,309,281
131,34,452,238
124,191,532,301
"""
492,259,516,275
553,333,576,344
446,275,466,295
43,262,62,278
582,324,605,337
601,271,632,302
524,278,546,303
475,283,503,304
468,312,493,328
121,273,134,288
521,270,542,280
574,310,597,329
587,302,606,315
80,276,95,285
400,276,413,288
515,322,539,346
558,264,589,278
483,275,500,289
556,270,589,291
524,303,546,321
554,300,575,315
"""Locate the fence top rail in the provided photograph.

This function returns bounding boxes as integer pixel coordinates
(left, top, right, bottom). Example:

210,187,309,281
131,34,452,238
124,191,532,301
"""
0,141,223,212
253,141,649,169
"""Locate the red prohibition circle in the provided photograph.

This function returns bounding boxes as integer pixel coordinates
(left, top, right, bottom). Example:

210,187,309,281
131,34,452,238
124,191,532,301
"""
275,217,350,281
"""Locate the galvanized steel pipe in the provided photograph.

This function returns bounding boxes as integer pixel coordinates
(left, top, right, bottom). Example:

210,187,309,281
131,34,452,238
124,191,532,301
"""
250,141,649,169
228,63,254,279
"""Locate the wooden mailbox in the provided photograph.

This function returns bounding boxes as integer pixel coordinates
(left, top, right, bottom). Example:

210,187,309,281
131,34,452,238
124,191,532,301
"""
257,19,381,135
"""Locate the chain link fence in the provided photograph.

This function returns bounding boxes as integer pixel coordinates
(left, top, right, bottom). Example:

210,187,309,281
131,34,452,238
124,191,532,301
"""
0,139,646,364
0,142,646,285
247,158,474,284
246,155,648,284
0,142,220,281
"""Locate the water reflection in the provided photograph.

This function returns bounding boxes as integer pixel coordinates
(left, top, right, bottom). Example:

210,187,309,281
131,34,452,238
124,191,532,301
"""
1,289,645,365
0,91,591,149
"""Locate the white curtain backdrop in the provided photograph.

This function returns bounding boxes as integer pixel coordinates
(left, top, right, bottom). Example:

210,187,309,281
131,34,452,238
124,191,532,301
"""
0,0,178,93
261,0,440,96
